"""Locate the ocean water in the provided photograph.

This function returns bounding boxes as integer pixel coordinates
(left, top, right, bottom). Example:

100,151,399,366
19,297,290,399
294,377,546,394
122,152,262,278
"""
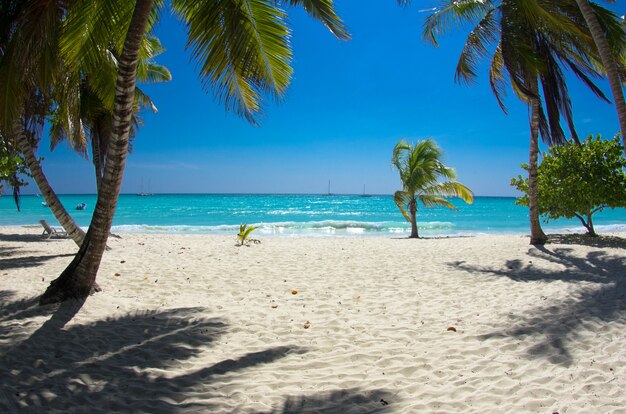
1,194,626,237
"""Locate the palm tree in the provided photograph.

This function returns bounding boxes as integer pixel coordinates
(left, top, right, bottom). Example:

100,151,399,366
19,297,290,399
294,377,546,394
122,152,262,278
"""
49,35,171,192
574,0,626,154
28,0,350,304
1,3,169,247
14,122,88,244
0,1,87,245
422,0,621,244
391,139,474,239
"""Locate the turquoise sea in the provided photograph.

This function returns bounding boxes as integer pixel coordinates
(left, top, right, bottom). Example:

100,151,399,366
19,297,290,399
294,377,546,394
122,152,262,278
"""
1,194,625,237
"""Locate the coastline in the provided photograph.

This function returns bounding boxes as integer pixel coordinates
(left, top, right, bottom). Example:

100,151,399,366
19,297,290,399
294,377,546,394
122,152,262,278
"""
1,226,625,412
3,194,626,238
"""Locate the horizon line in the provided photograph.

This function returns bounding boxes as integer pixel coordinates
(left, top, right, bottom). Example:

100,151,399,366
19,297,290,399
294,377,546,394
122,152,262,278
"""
12,192,519,198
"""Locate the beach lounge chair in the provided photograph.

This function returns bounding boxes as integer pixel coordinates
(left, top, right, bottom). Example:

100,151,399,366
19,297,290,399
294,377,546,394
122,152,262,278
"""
40,220,68,239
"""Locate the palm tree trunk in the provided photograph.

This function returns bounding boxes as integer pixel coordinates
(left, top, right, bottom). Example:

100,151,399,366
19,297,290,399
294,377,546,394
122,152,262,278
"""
409,199,419,238
575,0,626,154
14,122,85,246
39,0,154,305
91,134,103,192
528,79,547,245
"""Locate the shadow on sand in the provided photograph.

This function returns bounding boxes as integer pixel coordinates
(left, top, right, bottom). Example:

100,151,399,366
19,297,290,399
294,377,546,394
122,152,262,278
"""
0,295,394,412
548,233,626,249
0,252,75,271
266,388,396,413
0,295,296,412
0,232,56,243
449,241,626,367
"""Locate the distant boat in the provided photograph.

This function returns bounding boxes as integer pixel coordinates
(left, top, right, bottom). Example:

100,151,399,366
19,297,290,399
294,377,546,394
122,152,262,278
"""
326,180,334,196
75,203,86,210
137,178,153,196
41,201,48,207
361,184,372,197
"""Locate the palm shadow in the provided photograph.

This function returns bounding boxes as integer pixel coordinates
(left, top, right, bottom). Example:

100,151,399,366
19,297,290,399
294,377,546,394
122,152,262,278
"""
449,245,626,366
548,233,626,249
0,233,53,243
0,295,306,412
0,293,52,338
267,388,396,413
0,252,75,270
0,246,23,257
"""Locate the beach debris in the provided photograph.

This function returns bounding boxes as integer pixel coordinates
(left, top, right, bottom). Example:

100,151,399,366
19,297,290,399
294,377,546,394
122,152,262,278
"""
447,326,457,332
380,399,389,406
271,304,278,309
114,273,121,277
291,289,298,295
352,295,360,301
143,276,149,281
303,321,311,329
120,260,126,263
42,277,44,282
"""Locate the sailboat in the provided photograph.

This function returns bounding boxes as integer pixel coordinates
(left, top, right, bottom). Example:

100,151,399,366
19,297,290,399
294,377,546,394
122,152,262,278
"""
137,178,153,196
326,180,334,196
360,184,372,197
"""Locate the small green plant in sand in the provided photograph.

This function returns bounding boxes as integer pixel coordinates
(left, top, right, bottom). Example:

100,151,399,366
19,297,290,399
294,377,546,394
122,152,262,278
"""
237,224,260,246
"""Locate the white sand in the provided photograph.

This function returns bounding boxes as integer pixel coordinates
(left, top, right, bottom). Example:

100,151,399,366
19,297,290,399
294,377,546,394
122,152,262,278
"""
1,226,625,413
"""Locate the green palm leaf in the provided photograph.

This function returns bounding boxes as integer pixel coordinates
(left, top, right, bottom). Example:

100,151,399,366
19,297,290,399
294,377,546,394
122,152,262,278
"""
173,0,292,124
393,190,412,222
418,195,456,209
282,0,350,41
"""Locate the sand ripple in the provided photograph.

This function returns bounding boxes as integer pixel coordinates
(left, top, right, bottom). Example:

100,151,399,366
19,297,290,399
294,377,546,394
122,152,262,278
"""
1,229,625,413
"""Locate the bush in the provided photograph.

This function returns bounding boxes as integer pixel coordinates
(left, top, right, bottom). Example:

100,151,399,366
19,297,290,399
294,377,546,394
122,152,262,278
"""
511,134,626,236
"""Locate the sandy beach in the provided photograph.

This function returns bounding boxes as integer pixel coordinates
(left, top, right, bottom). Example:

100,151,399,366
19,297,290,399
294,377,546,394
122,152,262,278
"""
1,225,625,413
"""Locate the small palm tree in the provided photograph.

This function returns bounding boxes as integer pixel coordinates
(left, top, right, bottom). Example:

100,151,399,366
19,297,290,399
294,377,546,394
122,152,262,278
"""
237,223,258,246
391,139,474,238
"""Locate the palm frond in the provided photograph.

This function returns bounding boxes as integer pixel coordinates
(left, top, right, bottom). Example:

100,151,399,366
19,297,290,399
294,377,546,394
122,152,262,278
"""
60,0,135,76
173,0,293,124
134,87,158,113
488,41,509,113
137,35,172,84
455,9,498,85
391,139,411,177
281,0,350,40
393,190,413,222
423,0,493,46
424,181,474,204
418,195,456,209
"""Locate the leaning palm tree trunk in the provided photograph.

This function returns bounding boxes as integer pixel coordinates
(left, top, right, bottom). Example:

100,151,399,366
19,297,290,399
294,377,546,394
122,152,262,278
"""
91,134,104,192
409,199,419,238
14,122,85,246
575,0,626,154
40,0,154,305
528,79,547,245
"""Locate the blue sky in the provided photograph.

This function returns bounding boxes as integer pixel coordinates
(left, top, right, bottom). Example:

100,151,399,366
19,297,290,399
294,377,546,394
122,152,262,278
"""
22,1,623,196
